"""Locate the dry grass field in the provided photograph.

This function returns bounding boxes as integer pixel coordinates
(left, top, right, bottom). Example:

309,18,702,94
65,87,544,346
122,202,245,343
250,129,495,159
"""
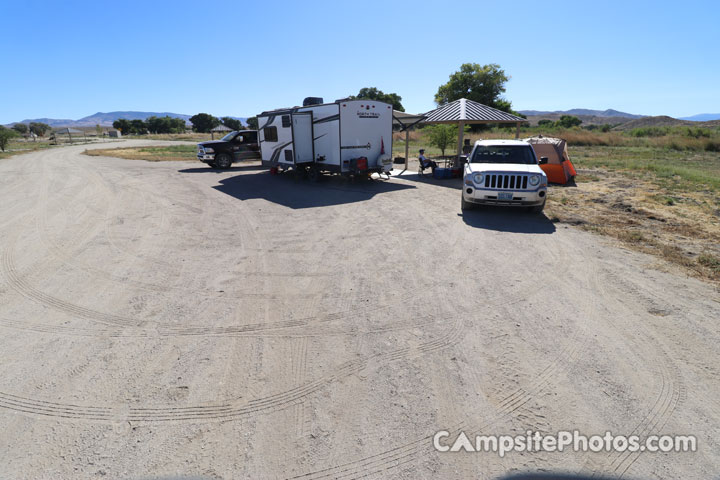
84,144,197,162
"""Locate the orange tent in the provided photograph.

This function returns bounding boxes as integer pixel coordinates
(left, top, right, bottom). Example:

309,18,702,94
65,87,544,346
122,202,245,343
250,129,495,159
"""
525,136,577,184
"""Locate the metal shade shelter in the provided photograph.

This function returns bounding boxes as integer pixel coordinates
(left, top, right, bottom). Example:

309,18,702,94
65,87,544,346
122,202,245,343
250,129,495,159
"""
211,124,232,139
392,110,426,170
421,98,527,160
54,127,85,144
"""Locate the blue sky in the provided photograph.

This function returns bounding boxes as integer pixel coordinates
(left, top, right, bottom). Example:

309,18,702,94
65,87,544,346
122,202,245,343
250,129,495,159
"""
1,0,718,123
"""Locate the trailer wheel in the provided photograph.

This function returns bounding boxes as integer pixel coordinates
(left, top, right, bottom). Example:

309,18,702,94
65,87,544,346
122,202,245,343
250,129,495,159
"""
307,165,320,182
292,167,306,181
216,153,232,169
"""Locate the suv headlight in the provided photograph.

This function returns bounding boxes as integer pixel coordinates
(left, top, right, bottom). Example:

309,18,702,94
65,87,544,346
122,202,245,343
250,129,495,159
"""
529,174,540,186
204,147,214,153
472,173,484,185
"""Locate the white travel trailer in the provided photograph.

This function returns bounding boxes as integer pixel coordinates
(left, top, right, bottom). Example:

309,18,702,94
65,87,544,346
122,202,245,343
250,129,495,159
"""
257,98,393,179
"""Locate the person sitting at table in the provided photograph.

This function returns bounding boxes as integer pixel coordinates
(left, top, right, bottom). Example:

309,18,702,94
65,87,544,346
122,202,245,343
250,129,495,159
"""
462,138,472,155
418,149,437,173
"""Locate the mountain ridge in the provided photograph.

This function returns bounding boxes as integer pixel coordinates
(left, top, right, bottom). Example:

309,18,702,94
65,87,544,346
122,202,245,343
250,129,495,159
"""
8,111,248,128
519,108,644,119
678,113,720,122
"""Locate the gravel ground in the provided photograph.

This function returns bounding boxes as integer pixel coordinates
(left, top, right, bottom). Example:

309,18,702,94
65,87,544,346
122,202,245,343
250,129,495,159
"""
0,140,718,479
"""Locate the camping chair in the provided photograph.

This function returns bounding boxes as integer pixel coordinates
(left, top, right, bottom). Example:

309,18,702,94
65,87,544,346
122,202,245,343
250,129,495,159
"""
418,159,432,176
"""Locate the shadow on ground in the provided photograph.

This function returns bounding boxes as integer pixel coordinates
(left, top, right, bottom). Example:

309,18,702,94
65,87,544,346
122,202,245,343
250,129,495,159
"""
178,164,267,174
497,474,629,480
390,169,463,190
210,171,416,209
460,207,556,234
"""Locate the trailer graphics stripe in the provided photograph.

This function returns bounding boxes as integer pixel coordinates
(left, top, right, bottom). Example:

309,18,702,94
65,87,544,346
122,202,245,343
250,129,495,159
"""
258,115,277,131
341,143,372,150
269,141,293,164
313,114,340,124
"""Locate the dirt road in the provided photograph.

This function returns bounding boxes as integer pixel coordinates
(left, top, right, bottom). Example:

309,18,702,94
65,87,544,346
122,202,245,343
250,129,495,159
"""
0,141,718,479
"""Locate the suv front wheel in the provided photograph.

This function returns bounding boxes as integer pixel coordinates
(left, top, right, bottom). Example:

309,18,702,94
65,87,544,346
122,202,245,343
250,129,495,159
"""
461,195,474,211
529,200,546,213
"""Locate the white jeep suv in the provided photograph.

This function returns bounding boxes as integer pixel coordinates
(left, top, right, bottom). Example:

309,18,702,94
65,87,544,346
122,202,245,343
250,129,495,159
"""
461,139,548,213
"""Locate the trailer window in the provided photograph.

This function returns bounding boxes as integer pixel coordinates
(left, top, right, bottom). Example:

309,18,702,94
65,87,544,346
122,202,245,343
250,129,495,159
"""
263,126,278,142
282,115,291,128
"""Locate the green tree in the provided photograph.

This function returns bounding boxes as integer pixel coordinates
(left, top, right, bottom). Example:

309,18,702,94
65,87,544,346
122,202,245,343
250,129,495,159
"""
435,63,512,112
537,119,553,127
12,123,28,135
28,122,51,137
0,126,18,152
190,113,221,133
130,119,147,134
349,87,404,111
246,116,258,130
169,118,187,133
113,119,131,133
146,116,164,133
555,115,582,128
146,116,184,134
426,124,458,157
221,117,243,131
95,124,103,137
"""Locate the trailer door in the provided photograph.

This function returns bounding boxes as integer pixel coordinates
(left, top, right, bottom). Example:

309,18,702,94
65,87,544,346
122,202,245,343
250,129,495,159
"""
292,113,314,164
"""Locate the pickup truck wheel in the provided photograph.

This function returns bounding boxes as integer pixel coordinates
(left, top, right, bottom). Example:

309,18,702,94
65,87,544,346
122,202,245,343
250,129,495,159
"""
216,153,232,169
461,195,474,211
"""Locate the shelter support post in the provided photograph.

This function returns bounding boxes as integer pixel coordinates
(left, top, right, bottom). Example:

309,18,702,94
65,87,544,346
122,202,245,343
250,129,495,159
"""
404,129,409,170
456,120,465,166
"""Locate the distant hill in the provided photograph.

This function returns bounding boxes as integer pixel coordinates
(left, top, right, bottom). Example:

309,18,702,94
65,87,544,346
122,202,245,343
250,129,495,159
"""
519,108,645,119
75,111,193,127
678,113,720,122
9,111,248,128
10,117,76,127
612,115,720,131
519,108,645,127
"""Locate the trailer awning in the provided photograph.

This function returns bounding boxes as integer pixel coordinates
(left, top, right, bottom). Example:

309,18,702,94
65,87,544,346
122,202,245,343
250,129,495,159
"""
392,111,426,170
392,110,425,131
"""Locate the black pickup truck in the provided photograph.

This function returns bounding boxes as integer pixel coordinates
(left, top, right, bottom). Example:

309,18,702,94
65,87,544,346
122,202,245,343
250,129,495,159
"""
197,130,260,168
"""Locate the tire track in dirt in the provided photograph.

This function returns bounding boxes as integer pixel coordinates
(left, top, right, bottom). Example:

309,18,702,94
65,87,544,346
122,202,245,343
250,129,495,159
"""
286,230,588,480
1,232,436,336
75,154,183,276
0,315,466,423
1,241,145,328
580,264,685,479
287,328,588,480
291,336,309,438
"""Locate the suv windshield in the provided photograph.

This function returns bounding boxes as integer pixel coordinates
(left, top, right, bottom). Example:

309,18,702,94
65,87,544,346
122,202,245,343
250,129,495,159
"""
221,132,237,142
471,145,537,165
